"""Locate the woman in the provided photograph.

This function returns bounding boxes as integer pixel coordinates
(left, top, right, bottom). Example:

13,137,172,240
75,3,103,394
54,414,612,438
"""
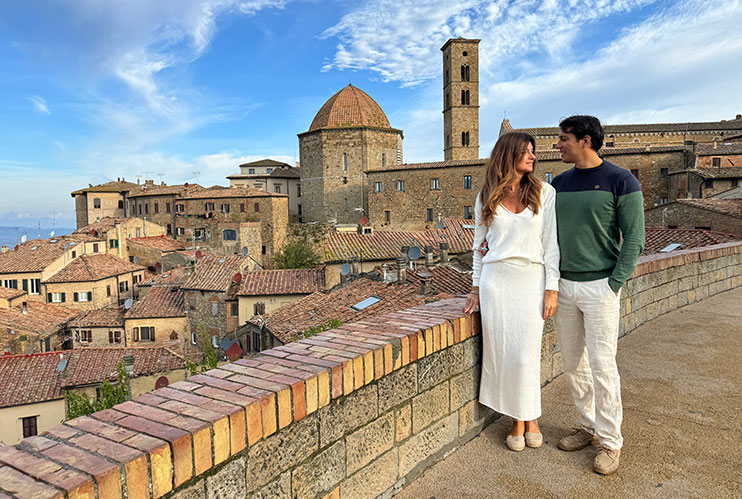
463,132,560,451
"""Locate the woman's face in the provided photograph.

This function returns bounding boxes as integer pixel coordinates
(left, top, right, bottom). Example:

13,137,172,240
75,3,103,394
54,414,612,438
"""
515,142,536,175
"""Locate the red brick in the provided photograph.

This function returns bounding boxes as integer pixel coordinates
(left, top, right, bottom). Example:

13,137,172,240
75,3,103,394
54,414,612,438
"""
188,374,245,392
286,354,341,369
121,434,172,498
331,364,343,399
169,380,202,391
195,386,256,407
246,401,263,446
92,408,126,423
291,381,306,422
0,446,94,499
42,443,121,499
43,424,80,439
134,392,168,406
66,416,136,442
0,465,64,499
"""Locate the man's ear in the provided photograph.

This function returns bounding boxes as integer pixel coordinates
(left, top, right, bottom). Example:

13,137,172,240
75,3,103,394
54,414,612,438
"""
582,135,592,149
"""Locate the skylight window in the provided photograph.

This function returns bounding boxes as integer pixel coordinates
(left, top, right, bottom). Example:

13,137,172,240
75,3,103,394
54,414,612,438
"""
350,296,381,311
659,243,682,253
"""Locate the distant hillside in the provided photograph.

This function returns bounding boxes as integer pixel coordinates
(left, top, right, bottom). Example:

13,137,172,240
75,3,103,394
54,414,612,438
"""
0,226,74,249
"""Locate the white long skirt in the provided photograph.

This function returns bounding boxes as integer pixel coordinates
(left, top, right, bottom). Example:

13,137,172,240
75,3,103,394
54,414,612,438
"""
479,261,545,421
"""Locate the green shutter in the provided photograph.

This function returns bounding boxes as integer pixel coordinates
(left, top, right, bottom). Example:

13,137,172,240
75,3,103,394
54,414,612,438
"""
151,327,155,341
47,293,52,302
61,292,66,302
22,279,28,292
133,327,139,341
87,292,92,301
73,292,79,302
12,280,18,289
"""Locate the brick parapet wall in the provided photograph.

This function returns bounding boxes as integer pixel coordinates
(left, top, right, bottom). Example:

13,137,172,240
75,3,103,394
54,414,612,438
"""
3,241,742,499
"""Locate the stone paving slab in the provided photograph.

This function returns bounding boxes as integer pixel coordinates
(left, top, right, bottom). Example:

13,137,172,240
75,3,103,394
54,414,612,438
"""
396,287,742,499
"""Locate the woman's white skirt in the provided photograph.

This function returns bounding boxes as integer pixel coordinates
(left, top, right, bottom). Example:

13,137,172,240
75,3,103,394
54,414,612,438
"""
478,260,545,421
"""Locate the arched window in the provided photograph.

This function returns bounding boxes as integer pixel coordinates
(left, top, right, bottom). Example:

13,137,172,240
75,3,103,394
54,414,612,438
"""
223,229,237,240
460,90,470,105
461,65,470,81
381,153,386,167
461,131,470,146
343,153,348,171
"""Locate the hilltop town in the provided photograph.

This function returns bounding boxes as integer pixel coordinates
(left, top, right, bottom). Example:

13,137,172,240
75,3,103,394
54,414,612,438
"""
1,37,741,451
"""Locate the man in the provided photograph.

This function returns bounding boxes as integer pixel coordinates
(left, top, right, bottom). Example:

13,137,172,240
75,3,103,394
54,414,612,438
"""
550,115,644,475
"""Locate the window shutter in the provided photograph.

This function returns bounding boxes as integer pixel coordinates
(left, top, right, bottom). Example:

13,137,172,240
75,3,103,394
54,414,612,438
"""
151,327,155,341
73,292,79,302
47,293,52,302
88,292,93,301
22,279,28,292
133,327,139,341
109,331,113,343
12,280,18,289
61,292,66,302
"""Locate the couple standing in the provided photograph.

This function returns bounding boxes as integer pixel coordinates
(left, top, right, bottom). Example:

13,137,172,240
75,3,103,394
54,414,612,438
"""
463,115,645,476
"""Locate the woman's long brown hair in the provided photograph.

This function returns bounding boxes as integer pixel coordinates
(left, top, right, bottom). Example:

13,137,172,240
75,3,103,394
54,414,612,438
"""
479,132,542,226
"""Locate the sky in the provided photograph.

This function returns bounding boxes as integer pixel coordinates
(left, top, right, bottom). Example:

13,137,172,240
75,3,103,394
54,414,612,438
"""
1,0,741,228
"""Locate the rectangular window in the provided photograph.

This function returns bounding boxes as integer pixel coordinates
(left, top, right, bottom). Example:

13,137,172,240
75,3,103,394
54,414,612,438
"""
78,292,89,302
261,245,266,255
426,208,433,222
712,157,721,167
223,229,237,240
240,203,245,213
109,330,121,343
704,179,714,188
167,224,172,234
430,178,440,190
118,200,124,209
138,204,142,215
221,203,231,213
375,181,382,193
93,198,101,209
605,141,615,147
30,279,40,295
297,184,301,197
93,243,99,253
136,326,155,341
166,202,171,213
397,180,405,192
630,169,639,178
72,251,77,258
464,175,472,189
144,203,149,214
255,203,260,212
254,302,266,315
385,210,391,223
107,285,111,297
544,172,553,183
194,228,205,241
176,204,185,212
249,168,255,174
343,153,348,171
80,330,92,342
382,153,386,167
212,302,219,316
274,185,281,194
154,202,159,213
298,204,302,215
231,302,239,316
253,332,261,352
21,416,38,438
661,197,669,205
189,298,196,310
660,168,669,178
266,168,273,173
135,229,140,238
51,292,64,303
205,202,215,211
177,227,185,236
464,205,473,220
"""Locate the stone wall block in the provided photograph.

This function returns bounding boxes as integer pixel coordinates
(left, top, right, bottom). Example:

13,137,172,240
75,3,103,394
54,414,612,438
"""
458,400,493,437
291,440,345,499
395,403,412,443
247,414,318,490
450,366,480,410
319,385,378,447
346,412,395,475
412,382,450,434
377,364,417,414
175,479,205,499
340,449,399,499
205,458,245,499
399,413,458,477
417,348,453,392
252,471,291,499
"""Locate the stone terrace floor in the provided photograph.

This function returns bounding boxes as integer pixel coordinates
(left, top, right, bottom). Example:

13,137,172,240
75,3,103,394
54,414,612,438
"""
397,287,742,499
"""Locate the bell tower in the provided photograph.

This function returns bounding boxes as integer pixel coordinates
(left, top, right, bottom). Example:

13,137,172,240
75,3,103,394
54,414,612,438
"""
441,38,480,161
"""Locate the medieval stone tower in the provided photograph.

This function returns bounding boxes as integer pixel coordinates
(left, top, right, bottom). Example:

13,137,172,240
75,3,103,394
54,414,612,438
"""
441,38,480,161
299,84,403,224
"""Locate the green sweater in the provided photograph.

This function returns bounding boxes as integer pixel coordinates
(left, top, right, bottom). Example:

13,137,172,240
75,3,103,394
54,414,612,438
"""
551,161,645,292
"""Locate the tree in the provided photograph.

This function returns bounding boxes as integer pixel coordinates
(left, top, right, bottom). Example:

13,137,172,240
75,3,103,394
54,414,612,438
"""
185,323,219,376
274,237,321,269
65,362,129,420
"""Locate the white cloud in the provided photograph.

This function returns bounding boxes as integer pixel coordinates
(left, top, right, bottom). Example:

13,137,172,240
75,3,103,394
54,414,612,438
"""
29,95,50,114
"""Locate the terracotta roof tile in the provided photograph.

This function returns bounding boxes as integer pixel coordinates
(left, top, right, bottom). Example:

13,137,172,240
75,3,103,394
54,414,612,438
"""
512,118,742,136
128,236,186,252
73,217,136,235
71,180,139,196
178,186,283,200
0,287,26,301
139,267,189,287
182,254,250,291
674,199,742,219
695,142,742,155
308,85,393,132
125,285,185,319
0,301,80,338
239,159,292,168
404,264,473,296
68,308,125,328
0,235,91,273
238,268,325,296
324,222,474,263
684,167,742,179
127,183,203,198
0,352,64,407
45,254,145,283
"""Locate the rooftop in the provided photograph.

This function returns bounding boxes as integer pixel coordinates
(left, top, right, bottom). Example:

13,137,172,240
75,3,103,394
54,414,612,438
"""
44,254,145,283
127,183,202,199
695,142,742,155
0,235,87,273
643,227,742,255
0,287,26,301
238,268,326,296
685,167,742,179
138,266,189,287
128,235,187,252
238,158,292,168
509,115,742,136
73,217,137,235
0,351,63,407
0,301,80,339
307,84,395,133
67,308,125,329
70,179,139,196
673,198,742,218
125,285,185,319
177,186,285,200
182,254,249,292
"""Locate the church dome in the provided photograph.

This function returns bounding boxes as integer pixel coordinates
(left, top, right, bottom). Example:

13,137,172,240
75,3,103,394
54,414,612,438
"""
308,84,392,132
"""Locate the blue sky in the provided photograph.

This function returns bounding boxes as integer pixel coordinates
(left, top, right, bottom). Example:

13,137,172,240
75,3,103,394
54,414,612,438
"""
1,0,741,228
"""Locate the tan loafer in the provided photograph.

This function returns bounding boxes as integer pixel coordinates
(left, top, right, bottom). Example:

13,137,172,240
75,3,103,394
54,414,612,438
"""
558,428,599,451
506,434,525,451
525,431,543,448
594,445,621,475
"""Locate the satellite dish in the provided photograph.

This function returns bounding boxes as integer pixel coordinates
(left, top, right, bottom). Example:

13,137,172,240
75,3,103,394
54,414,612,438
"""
124,298,133,309
241,246,249,256
155,376,169,389
233,273,242,283
134,256,140,264
50,231,55,237
195,250,203,259
407,246,422,260
57,357,67,371
220,338,236,352
20,235,27,243
340,263,351,276
436,221,446,230
359,215,369,226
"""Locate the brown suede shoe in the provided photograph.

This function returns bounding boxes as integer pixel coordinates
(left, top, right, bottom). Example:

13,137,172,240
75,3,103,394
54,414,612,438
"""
594,445,621,475
558,428,599,451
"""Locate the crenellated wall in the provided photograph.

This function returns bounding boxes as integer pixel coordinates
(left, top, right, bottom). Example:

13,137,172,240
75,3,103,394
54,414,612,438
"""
2,241,741,499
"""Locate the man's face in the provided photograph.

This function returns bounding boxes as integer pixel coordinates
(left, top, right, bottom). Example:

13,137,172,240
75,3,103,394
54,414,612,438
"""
556,130,584,164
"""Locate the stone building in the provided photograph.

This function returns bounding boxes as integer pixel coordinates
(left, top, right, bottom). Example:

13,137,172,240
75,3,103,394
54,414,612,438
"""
127,182,201,236
669,167,742,200
66,308,126,349
70,178,138,230
174,187,288,264
442,38,480,161
299,85,404,225
74,216,167,262
645,199,742,235
506,114,742,152
127,235,187,270
42,254,146,311
695,141,742,168
124,283,189,348
228,159,303,222
0,300,80,354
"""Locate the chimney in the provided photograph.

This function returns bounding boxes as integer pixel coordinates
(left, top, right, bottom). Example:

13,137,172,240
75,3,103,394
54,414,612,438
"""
440,242,449,263
22,302,28,314
183,266,193,278
1,246,8,253
424,245,434,266
395,257,406,283
401,245,410,264
418,271,433,296
351,257,360,276
713,140,718,150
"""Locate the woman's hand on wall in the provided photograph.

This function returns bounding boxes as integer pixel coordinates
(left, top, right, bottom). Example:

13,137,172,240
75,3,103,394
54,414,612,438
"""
543,290,558,319
463,292,479,314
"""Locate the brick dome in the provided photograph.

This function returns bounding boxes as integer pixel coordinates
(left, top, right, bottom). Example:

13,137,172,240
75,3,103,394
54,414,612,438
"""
308,85,391,132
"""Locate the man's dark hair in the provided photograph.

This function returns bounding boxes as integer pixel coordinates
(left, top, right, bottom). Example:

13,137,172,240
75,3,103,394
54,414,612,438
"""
559,115,604,151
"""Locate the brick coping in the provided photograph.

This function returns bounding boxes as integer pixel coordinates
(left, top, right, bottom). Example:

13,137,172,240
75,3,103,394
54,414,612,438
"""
1,240,740,498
